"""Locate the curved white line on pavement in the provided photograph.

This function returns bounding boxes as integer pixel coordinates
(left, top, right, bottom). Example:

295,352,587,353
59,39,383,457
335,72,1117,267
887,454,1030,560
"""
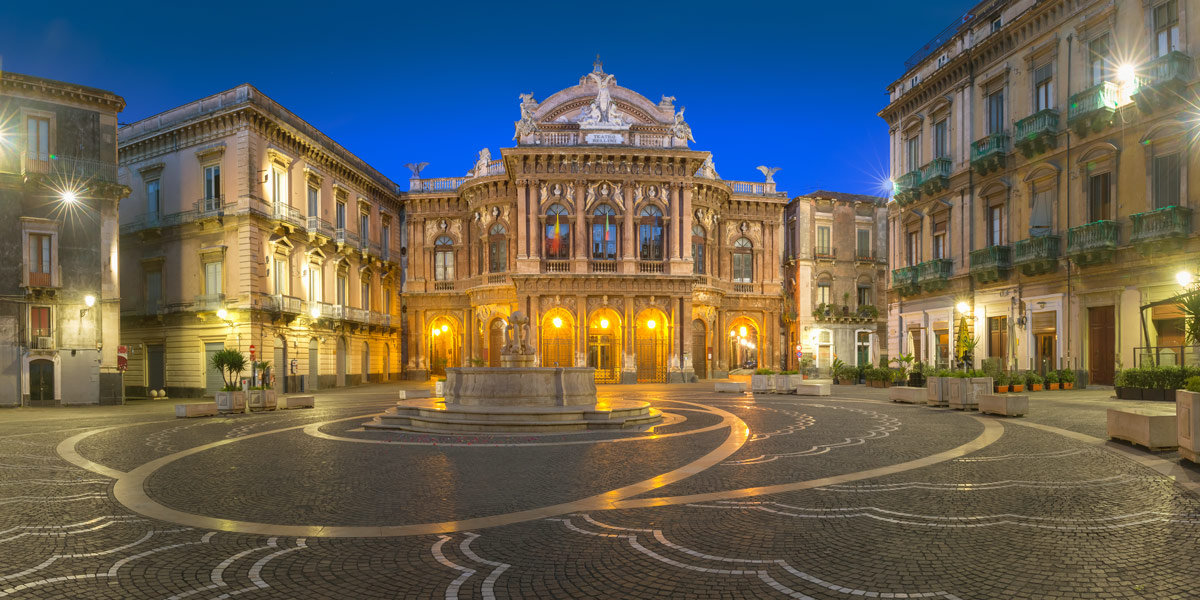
459,533,510,600
817,474,1141,492
724,404,901,465
0,492,107,506
432,535,476,600
0,528,191,582
209,538,307,599
164,539,276,600
0,479,110,486
954,448,1090,462
0,516,143,543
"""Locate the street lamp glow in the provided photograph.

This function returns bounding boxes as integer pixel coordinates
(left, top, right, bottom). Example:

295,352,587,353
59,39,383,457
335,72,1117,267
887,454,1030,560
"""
84,295,95,308
61,191,77,203
1177,271,1194,287
599,318,609,329
441,324,449,333
217,308,228,320
956,301,971,314
432,328,441,336
646,319,656,330
739,326,747,337
310,306,321,319
1117,63,1137,86
552,316,563,328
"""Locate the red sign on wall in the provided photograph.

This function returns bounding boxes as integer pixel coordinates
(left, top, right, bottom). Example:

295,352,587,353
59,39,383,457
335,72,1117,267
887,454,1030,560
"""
117,345,129,372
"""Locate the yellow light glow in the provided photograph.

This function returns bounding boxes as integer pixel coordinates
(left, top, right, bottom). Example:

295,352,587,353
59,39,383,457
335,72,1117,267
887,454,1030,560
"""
310,306,321,319
1117,63,1137,86
956,301,971,314
729,330,736,337
84,295,95,308
739,326,747,337
441,324,449,332
599,318,609,329
217,308,228,320
1178,271,1194,287
552,316,563,328
61,191,77,203
432,328,441,336
646,319,656,330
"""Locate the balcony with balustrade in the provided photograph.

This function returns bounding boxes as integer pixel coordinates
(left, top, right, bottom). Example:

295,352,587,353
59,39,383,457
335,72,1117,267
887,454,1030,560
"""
589,260,618,273
193,293,225,312
893,170,922,206
1133,51,1193,113
1067,81,1119,137
969,245,1012,284
335,228,360,250
970,132,1009,176
196,196,224,221
544,260,571,273
307,216,334,242
267,202,304,233
20,151,118,183
344,307,368,323
814,246,836,262
919,158,952,196
725,180,788,199
1131,205,1192,255
1014,109,1059,158
891,265,920,296
1013,235,1060,276
1066,220,1119,266
638,261,664,274
917,258,954,292
120,209,196,236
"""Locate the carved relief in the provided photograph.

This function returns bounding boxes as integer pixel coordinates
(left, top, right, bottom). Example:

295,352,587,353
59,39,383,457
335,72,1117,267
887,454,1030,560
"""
538,295,578,314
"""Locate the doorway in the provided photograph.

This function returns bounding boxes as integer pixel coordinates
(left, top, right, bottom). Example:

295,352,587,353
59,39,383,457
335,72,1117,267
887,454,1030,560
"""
361,342,370,384
29,359,53,404
587,309,621,384
274,337,287,393
308,338,319,391
541,310,574,367
204,342,224,395
147,344,165,393
488,318,504,367
692,319,706,379
336,337,347,387
635,310,667,383
1089,305,1115,385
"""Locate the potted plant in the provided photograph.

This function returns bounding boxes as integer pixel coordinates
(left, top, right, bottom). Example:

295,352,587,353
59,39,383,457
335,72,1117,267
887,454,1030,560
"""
831,358,846,385
1060,369,1075,390
1113,370,1132,399
752,368,776,393
799,356,815,379
890,353,914,386
1045,370,1060,390
210,348,247,413
776,370,800,393
994,372,1010,394
1025,371,1044,392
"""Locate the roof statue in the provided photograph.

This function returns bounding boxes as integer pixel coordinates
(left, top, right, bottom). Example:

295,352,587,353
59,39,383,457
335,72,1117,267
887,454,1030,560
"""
577,55,627,128
405,162,429,179
513,93,539,140
670,107,695,143
470,148,491,178
697,156,720,180
756,166,781,184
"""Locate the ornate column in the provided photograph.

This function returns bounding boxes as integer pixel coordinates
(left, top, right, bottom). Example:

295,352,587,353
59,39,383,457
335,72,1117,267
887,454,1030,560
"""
529,293,540,367
622,295,635,382
573,180,587,272
622,188,635,274
681,183,694,262
463,307,474,365
680,296,693,380
576,293,587,367
714,307,725,376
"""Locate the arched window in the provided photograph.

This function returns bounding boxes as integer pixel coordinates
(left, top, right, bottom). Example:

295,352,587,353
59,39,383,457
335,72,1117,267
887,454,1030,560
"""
639,205,664,261
434,236,454,281
732,237,753,283
544,204,570,259
592,205,617,260
488,224,507,273
692,225,706,274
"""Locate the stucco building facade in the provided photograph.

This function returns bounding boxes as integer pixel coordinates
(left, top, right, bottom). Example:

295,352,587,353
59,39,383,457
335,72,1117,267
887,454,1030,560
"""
0,72,127,406
882,0,1199,383
402,60,787,383
117,85,404,398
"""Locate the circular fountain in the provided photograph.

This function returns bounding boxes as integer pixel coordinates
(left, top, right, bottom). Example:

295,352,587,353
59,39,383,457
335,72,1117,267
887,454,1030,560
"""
366,312,662,434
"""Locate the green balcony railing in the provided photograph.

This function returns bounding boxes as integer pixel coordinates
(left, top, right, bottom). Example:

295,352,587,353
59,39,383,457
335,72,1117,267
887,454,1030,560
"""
1013,109,1059,157
1066,220,1119,266
970,132,1008,175
969,245,1012,283
1067,81,1119,135
892,265,919,295
894,170,922,205
1013,235,1060,275
1131,205,1192,253
917,258,953,292
1145,51,1193,87
1133,52,1194,113
920,158,952,195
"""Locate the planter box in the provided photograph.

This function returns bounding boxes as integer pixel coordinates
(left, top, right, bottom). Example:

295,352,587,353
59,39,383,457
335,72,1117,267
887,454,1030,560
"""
1142,388,1165,402
175,402,217,418
925,377,943,405
1178,390,1200,463
995,386,1010,394
1028,384,1044,392
751,374,776,393
795,382,832,396
1048,383,1060,390
435,381,445,397
979,394,1028,417
714,381,747,393
948,378,991,411
1164,389,1178,404
1011,384,1025,393
890,386,926,404
215,391,246,413
1107,408,1177,451
398,389,432,400
1063,382,1075,390
249,389,277,411
775,374,802,394
282,395,315,409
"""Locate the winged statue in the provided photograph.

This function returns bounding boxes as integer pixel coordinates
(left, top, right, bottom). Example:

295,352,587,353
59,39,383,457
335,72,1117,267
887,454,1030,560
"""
756,166,781,184
405,162,430,178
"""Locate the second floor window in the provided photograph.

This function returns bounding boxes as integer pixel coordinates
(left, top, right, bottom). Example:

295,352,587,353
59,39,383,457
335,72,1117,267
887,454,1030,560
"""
639,206,664,261
336,201,346,229
692,225,706,274
905,135,921,172
817,283,830,305
361,279,370,311
1034,64,1054,111
856,229,870,258
988,205,1004,247
1153,153,1181,209
146,180,160,217
204,261,222,295
932,220,947,259
273,258,288,295
204,165,221,207
336,274,347,305
544,204,570,259
933,120,948,159
26,116,50,159
488,224,507,273
382,223,390,256
308,186,319,216
906,230,920,266
308,264,322,302
857,285,871,307
592,205,617,260
1089,172,1112,221
1089,35,1110,85
29,233,51,287
987,90,1005,134
30,306,51,338
732,237,753,283
434,236,454,281
272,167,286,204
146,270,162,313
1155,1,1179,57
360,212,370,240
816,226,831,256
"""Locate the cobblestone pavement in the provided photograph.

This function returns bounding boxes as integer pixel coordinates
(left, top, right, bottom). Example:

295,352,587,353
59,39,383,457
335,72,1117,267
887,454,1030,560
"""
3,382,1200,598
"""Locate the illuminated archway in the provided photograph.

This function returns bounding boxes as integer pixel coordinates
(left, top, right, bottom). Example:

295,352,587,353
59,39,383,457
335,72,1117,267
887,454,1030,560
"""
635,308,669,383
540,308,575,367
428,316,460,377
727,317,761,371
587,308,622,384
487,318,505,367
691,319,707,379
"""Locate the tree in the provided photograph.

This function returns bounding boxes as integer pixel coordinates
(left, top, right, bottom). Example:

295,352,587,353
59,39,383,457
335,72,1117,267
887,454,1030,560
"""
210,348,247,391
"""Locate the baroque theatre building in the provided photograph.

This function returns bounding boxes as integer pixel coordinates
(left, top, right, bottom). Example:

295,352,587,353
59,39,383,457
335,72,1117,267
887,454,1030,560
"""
403,61,788,383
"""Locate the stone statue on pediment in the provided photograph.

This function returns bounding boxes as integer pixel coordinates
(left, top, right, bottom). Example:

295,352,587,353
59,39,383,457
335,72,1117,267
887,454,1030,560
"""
697,156,719,180
539,182,548,203
514,101,539,141
472,148,491,178
613,183,623,202
585,184,596,206
670,107,695,143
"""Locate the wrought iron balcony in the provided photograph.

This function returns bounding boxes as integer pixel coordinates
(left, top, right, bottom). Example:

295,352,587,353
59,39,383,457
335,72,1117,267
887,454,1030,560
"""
814,246,836,261
892,265,920,296
195,197,224,220
120,209,196,235
307,217,334,241
335,228,360,248
193,293,225,312
1013,109,1059,158
969,245,1012,284
1133,52,1194,113
970,132,1008,175
20,151,118,182
917,258,953,292
893,170,922,205
919,158,952,195
1130,205,1192,254
1012,235,1060,276
344,307,368,323
1066,220,1119,266
1067,81,1119,136
270,202,304,230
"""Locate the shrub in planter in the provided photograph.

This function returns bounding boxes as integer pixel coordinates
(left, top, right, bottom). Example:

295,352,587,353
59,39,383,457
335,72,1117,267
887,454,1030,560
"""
1045,371,1060,390
1024,371,1044,392
1060,369,1076,390
994,373,1010,394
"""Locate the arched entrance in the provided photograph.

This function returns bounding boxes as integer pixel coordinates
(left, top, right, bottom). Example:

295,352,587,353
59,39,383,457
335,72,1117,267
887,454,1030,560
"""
29,359,54,404
635,309,668,383
336,337,347,387
541,308,575,367
361,342,370,384
728,317,761,371
428,316,459,377
692,319,707,379
273,336,287,393
308,338,319,391
488,318,504,367
587,308,621,384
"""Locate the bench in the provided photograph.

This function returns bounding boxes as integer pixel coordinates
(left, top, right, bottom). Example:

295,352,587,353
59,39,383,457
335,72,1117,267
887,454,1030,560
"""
795,382,831,396
1179,391,1200,463
281,395,315,409
978,394,1028,417
1107,408,1177,451
714,382,747,393
889,386,925,404
175,403,217,418
398,389,432,400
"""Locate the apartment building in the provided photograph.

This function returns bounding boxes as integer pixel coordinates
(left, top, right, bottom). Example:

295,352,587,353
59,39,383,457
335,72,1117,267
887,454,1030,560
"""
0,72,127,405
882,0,1197,384
118,85,404,398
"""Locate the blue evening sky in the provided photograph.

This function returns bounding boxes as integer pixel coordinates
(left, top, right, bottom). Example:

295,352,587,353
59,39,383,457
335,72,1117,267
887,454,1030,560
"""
1,0,974,196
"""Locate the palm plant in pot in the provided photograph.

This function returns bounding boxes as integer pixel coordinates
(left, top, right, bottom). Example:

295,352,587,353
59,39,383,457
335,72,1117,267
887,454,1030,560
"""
210,348,247,413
